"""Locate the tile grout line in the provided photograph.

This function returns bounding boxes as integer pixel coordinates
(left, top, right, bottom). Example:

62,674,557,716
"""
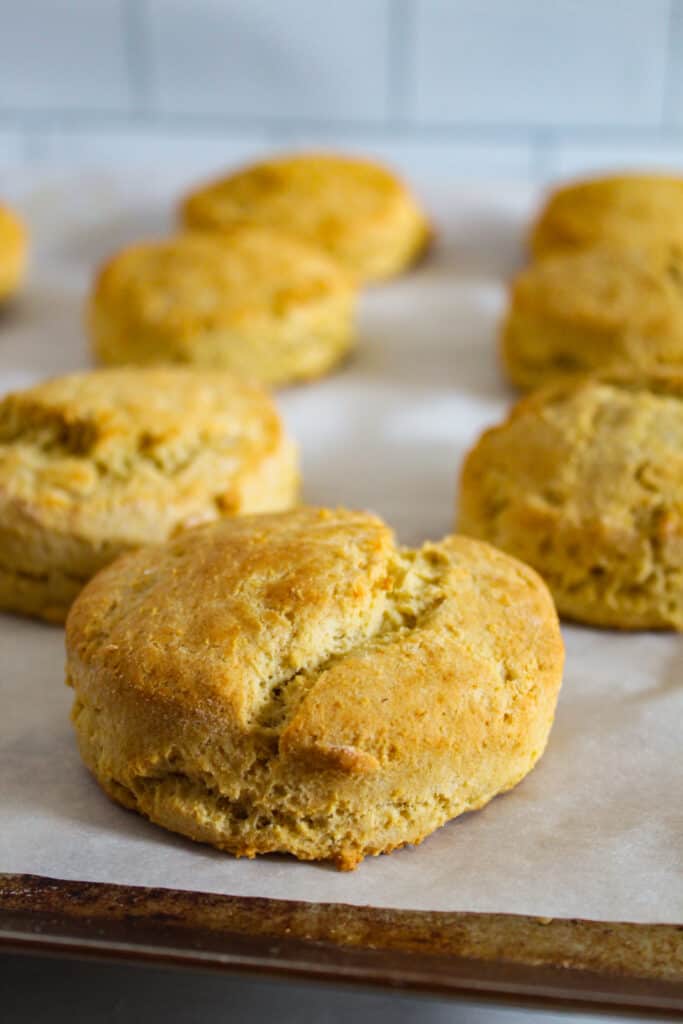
7,109,683,142
387,0,415,126
21,131,43,164
531,129,555,182
661,0,679,127
121,0,153,113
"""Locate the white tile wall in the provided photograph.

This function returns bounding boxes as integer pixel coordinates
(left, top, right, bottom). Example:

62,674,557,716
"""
412,0,671,127
16,128,270,174
265,132,536,181
663,0,683,122
145,0,391,120
0,133,25,166
0,0,131,111
1,0,683,181
547,138,683,179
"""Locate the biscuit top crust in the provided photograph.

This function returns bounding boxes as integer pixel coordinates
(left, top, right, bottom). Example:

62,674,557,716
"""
510,243,683,333
92,226,352,337
66,507,563,769
463,374,683,541
0,367,289,543
182,153,416,243
532,175,683,256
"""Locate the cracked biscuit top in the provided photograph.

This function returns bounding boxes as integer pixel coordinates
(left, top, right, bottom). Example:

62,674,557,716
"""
458,373,683,629
0,366,296,542
66,506,563,869
0,367,298,616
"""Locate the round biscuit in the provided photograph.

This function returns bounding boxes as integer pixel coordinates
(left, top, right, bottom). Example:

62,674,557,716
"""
531,174,683,260
181,152,431,283
0,366,298,622
502,244,683,390
458,373,683,629
88,226,357,387
66,506,563,870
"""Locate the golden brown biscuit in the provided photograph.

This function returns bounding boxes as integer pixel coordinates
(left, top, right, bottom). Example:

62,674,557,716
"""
502,244,683,391
181,152,430,282
88,226,356,387
66,506,563,870
458,373,683,629
0,367,298,622
0,203,27,302
531,174,683,260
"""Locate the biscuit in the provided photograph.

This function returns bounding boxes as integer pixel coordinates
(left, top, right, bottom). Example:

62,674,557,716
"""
502,244,683,391
180,152,430,282
66,506,563,870
0,203,27,302
0,367,298,622
531,174,683,260
458,373,683,629
88,226,356,387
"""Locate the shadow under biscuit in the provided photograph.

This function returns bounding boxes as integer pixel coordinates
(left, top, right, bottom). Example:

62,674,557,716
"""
0,294,27,328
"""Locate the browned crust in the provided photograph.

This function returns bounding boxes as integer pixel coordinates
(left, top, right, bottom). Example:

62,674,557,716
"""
66,510,563,869
179,152,431,283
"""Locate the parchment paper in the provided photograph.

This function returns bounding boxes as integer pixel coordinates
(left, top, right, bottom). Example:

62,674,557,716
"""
0,168,681,923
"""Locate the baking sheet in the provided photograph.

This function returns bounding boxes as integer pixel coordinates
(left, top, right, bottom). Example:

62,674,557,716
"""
0,168,681,924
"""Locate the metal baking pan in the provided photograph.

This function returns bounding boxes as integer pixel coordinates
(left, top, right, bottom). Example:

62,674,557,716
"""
1,874,681,1017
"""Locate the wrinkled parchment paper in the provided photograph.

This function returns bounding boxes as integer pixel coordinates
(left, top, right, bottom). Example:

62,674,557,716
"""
0,169,680,922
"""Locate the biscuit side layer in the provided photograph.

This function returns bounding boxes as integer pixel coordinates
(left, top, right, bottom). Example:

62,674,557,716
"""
502,245,683,390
